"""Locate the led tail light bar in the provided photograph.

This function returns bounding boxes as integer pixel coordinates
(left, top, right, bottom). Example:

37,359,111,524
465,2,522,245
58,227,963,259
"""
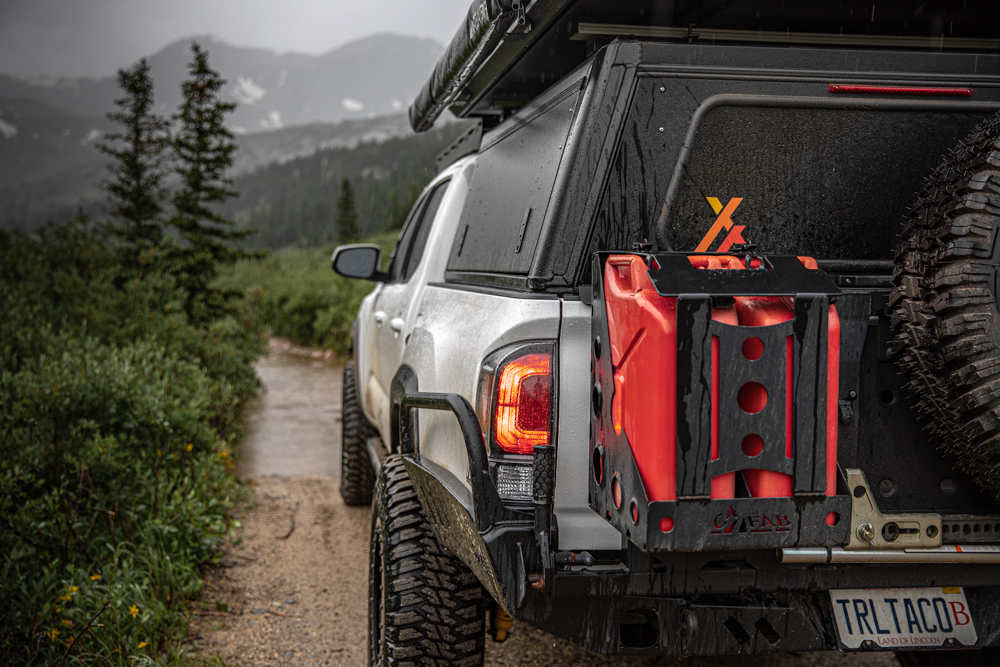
829,84,973,97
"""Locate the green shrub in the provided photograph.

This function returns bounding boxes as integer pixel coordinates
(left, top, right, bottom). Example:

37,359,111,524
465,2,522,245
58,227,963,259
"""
0,218,264,664
216,231,396,355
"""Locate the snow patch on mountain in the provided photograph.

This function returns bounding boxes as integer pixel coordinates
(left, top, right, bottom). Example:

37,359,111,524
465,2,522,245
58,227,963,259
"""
232,77,266,105
341,98,364,112
259,111,283,129
80,128,102,146
0,118,17,139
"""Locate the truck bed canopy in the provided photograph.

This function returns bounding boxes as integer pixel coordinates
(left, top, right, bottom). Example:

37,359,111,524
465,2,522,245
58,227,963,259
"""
409,0,1000,132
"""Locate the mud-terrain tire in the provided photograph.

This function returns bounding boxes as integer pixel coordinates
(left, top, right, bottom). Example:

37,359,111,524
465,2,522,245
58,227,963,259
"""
892,112,1000,499
340,361,377,506
368,455,485,666
897,648,1000,667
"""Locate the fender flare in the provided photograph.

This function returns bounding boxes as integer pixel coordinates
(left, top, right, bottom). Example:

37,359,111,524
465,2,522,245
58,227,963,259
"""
389,365,510,532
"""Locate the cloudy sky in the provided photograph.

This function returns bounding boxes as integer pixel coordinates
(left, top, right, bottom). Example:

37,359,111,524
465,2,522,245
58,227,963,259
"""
0,0,471,79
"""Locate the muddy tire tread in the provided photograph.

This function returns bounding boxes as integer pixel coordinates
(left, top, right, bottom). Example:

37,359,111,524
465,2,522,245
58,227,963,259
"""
340,361,378,506
892,112,1000,499
372,455,485,666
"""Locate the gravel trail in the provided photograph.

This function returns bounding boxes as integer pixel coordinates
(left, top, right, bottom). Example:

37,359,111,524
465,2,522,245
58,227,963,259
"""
192,343,899,667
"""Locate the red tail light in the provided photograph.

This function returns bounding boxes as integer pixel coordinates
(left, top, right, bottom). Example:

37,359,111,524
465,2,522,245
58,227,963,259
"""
494,352,552,455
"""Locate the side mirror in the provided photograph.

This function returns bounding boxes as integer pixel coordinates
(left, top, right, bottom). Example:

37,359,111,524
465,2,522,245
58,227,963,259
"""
331,244,389,282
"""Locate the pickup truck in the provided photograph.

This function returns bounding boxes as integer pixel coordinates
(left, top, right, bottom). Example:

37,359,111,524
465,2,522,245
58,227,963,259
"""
331,2,1000,664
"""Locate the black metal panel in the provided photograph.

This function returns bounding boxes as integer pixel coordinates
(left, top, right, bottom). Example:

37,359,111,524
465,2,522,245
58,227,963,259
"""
714,317,794,480
530,42,1000,291
791,295,830,494
648,254,841,297
590,252,848,551
836,290,1000,514
445,81,581,276
674,296,713,497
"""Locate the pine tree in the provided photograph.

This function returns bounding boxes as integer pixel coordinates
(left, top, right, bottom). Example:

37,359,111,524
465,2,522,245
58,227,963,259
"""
336,178,360,243
171,42,257,321
97,58,171,268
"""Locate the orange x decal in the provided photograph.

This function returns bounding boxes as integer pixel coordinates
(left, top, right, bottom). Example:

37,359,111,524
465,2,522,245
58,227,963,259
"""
695,197,745,252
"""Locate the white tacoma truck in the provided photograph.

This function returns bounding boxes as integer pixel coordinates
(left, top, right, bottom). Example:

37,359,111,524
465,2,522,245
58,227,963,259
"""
331,2,1000,665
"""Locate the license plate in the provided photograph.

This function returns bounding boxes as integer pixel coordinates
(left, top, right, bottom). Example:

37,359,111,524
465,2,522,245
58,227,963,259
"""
829,588,977,649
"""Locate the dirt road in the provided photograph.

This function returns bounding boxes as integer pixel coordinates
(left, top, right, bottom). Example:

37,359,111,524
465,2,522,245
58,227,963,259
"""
193,343,898,667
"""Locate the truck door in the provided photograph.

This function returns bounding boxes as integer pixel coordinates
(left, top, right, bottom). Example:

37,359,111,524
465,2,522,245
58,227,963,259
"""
368,179,451,433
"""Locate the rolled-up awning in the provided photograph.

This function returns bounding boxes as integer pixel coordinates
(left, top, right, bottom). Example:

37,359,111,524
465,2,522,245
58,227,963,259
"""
408,0,519,133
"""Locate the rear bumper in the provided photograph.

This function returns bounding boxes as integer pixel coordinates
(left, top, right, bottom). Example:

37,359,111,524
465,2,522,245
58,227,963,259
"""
514,586,1000,655
403,447,1000,654
393,377,1000,655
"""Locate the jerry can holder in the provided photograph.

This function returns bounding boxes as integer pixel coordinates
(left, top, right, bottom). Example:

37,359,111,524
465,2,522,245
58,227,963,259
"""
589,252,851,552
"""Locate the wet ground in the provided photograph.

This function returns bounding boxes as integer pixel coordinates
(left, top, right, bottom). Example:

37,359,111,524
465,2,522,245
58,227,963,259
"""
234,342,343,478
193,343,899,667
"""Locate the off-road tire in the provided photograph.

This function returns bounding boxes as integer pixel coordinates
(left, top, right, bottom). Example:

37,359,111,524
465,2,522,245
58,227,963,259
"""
368,455,485,666
340,361,377,506
892,111,1000,499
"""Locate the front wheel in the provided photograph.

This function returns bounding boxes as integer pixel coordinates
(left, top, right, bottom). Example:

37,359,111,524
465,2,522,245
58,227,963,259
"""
369,455,486,666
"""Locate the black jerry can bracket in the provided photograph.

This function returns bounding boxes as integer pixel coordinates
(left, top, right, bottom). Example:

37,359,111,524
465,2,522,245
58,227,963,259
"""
589,252,851,552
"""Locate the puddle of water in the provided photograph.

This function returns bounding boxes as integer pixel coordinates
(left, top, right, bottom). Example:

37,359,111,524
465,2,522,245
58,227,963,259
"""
235,352,344,478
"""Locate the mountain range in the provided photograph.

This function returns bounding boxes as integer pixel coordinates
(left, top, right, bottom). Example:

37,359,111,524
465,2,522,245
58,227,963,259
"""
0,33,449,236
0,33,442,131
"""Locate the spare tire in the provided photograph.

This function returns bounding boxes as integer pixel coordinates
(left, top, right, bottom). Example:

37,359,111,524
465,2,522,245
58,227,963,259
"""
892,111,1000,500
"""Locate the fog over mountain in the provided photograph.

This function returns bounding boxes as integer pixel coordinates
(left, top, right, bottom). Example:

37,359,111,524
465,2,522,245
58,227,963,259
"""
0,32,452,233
0,33,443,132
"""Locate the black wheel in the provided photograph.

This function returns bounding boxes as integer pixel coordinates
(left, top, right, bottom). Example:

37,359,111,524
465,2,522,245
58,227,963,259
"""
897,648,1000,667
892,111,1000,499
340,360,377,506
368,455,486,666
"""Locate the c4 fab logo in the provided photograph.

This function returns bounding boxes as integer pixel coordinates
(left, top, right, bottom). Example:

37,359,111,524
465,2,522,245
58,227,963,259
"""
696,197,746,252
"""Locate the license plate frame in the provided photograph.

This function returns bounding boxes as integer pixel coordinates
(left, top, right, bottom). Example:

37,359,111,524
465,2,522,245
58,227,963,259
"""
828,587,978,649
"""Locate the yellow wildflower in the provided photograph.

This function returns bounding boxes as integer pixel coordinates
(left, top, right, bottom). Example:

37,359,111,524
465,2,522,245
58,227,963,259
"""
55,607,61,613
129,604,139,619
48,628,59,641
68,586,78,594
138,641,148,649
61,619,71,626
156,449,162,457
59,595,71,602
185,443,193,452
90,574,101,581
